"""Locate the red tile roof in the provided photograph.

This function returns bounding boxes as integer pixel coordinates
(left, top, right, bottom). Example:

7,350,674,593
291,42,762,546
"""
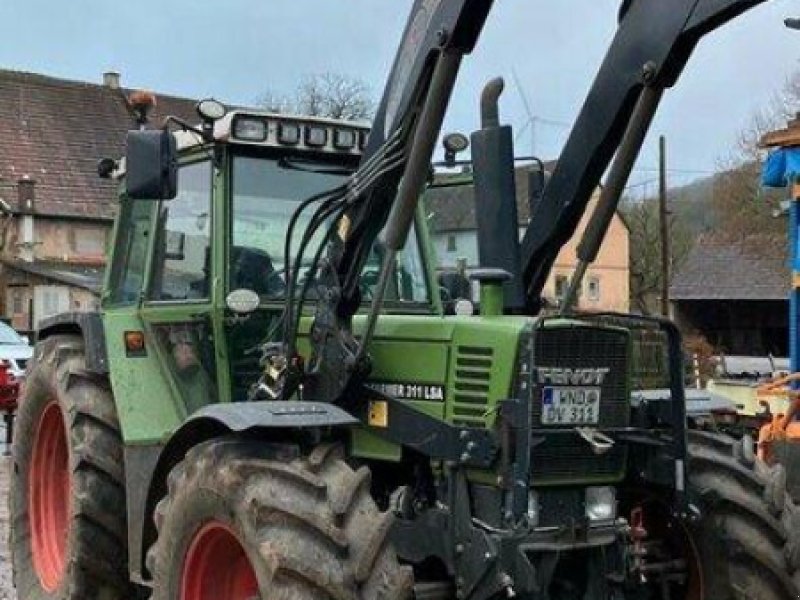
0,69,199,219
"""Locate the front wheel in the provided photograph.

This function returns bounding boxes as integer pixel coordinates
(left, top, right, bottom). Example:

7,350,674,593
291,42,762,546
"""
148,438,413,600
10,335,132,599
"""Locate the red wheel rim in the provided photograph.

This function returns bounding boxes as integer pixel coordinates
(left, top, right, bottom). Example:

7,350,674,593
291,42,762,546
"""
180,522,259,600
29,401,70,592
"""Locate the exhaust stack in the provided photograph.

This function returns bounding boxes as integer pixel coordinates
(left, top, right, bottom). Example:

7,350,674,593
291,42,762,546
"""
470,78,525,313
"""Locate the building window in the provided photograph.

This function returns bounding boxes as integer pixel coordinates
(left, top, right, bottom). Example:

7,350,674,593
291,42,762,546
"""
70,227,107,256
446,234,457,253
555,275,569,302
12,291,23,315
587,276,601,302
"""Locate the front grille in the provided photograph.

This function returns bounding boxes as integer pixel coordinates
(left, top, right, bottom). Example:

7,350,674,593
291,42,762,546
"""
526,324,630,484
532,326,630,428
536,488,584,527
452,346,493,426
531,436,627,484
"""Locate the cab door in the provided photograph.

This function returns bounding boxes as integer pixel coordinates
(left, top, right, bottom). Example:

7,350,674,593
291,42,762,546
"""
138,158,228,416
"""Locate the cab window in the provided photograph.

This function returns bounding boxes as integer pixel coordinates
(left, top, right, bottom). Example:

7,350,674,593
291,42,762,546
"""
230,155,430,305
107,199,154,306
150,161,213,301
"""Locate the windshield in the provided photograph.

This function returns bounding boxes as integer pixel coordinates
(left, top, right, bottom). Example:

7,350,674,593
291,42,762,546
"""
231,155,430,305
0,323,23,345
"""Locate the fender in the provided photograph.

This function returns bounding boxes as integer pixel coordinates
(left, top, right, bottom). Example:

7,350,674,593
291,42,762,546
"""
130,401,359,582
37,311,108,374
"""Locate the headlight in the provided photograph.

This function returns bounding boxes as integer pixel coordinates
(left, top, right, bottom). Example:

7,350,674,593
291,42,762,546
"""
585,486,616,522
527,490,540,527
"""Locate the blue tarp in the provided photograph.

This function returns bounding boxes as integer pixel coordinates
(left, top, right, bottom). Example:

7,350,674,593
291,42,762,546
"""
762,148,800,187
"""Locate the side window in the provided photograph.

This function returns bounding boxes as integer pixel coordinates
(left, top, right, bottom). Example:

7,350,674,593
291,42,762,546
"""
108,199,154,306
360,227,430,303
150,161,213,301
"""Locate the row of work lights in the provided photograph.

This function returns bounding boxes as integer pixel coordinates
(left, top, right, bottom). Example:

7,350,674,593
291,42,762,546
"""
230,113,369,154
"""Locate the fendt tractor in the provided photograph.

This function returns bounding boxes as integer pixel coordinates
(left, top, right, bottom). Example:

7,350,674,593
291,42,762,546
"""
11,1,800,599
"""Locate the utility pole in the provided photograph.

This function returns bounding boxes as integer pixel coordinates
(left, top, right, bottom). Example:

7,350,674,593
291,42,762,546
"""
659,135,671,317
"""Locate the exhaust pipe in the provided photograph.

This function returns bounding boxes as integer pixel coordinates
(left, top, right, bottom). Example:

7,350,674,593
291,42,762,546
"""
470,77,525,313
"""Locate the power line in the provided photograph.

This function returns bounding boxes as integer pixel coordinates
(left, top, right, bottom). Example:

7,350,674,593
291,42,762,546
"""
632,166,716,176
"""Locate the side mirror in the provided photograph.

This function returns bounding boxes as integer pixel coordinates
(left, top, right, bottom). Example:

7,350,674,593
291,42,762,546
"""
125,130,178,200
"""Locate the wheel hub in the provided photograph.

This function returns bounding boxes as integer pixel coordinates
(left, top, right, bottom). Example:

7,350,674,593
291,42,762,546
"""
29,401,70,592
181,521,258,600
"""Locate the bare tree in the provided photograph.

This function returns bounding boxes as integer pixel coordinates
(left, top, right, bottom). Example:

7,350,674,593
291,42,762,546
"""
709,70,800,244
257,73,375,121
622,197,692,315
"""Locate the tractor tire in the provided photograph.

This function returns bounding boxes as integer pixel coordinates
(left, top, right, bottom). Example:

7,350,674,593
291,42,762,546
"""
148,437,414,600
10,334,132,599
685,430,800,599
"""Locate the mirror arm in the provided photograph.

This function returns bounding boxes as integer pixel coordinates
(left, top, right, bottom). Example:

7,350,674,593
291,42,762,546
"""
163,116,223,168
163,115,213,143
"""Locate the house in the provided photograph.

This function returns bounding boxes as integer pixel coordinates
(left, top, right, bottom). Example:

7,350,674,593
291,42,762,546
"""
669,235,788,355
425,166,630,312
0,69,199,332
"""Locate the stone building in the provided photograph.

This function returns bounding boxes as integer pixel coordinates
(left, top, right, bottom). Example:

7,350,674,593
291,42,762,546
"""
0,69,198,333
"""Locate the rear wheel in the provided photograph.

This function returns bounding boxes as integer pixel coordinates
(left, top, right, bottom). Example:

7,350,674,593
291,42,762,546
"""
684,430,800,599
620,431,800,599
149,437,413,600
10,335,132,599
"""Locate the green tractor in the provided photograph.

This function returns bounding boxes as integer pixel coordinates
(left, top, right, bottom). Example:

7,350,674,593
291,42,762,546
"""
11,1,800,599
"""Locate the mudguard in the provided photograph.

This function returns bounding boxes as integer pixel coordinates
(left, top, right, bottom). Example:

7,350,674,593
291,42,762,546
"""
132,401,359,581
37,311,108,374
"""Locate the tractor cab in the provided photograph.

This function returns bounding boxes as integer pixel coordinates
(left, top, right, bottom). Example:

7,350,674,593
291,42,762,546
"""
108,105,437,416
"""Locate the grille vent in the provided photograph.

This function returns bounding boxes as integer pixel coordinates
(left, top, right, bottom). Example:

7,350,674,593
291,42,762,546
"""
452,346,493,426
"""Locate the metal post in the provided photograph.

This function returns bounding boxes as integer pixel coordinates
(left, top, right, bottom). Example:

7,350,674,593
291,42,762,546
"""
659,135,671,317
791,183,800,377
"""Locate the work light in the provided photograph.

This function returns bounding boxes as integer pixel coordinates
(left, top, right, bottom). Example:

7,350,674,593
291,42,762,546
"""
334,129,357,150
233,118,267,142
278,123,301,145
305,126,328,147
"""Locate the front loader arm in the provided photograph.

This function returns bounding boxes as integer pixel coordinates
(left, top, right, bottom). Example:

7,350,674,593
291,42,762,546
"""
337,0,494,301
289,0,495,402
521,0,766,312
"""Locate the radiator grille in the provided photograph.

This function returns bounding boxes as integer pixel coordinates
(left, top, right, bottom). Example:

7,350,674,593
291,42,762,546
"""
452,346,493,426
532,326,630,428
531,436,627,484
528,325,630,483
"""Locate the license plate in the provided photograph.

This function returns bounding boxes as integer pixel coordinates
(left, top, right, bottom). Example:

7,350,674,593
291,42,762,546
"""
541,387,601,425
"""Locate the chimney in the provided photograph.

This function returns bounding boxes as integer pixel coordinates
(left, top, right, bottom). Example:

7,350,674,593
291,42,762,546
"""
17,177,35,263
103,71,121,89
17,177,35,214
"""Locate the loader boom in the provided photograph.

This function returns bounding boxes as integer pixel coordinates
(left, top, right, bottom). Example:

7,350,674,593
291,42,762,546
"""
521,0,767,311
292,0,770,402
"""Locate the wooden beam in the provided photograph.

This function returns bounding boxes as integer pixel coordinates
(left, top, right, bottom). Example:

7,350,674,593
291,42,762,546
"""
761,126,800,149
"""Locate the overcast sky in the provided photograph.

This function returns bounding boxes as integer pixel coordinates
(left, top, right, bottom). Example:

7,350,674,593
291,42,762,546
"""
1,0,798,192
